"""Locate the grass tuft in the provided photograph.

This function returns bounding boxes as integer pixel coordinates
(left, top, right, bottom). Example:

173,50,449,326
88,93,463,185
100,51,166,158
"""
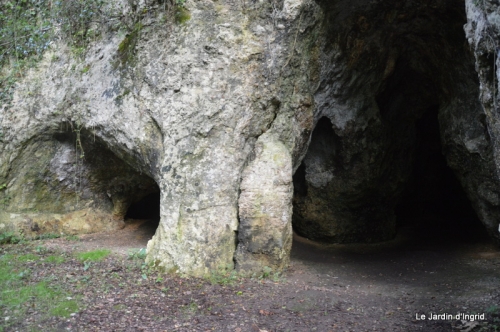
45,255,66,264
17,253,40,262
76,249,111,262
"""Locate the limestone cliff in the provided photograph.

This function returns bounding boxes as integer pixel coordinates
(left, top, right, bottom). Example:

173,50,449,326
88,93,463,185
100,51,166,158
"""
0,0,499,276
0,0,319,276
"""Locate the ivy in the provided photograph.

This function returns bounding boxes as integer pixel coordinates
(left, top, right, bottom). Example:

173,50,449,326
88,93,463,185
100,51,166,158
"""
0,0,185,105
0,0,52,66
55,0,105,47
0,0,105,65
0,0,105,105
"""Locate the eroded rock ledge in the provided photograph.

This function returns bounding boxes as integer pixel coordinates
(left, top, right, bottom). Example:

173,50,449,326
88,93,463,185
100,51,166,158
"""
0,0,499,276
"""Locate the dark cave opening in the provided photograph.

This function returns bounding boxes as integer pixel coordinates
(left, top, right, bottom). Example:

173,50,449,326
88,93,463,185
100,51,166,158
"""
125,191,161,220
292,116,345,242
292,108,489,245
394,108,488,243
50,125,163,241
293,0,498,243
374,58,489,243
125,190,161,237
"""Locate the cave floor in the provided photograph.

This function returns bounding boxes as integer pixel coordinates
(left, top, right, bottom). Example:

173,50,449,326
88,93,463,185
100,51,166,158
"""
43,218,160,256
3,221,500,332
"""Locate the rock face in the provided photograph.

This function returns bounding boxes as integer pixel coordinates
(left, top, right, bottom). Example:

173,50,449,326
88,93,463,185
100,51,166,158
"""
0,0,499,276
465,0,500,238
235,132,293,274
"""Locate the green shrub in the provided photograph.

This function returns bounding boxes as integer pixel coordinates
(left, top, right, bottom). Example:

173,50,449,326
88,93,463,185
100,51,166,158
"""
0,232,22,244
0,0,52,66
56,0,104,47
0,0,104,66
127,248,147,260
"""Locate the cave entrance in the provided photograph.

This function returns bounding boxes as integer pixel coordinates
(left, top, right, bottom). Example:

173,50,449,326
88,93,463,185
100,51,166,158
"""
394,108,488,244
50,124,162,244
124,188,161,240
291,0,498,247
292,108,489,246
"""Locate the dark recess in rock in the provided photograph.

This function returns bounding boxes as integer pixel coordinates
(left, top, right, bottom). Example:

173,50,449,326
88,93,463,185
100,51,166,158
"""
52,126,160,221
292,0,498,245
125,190,161,236
125,191,161,220
394,107,489,243
293,105,489,244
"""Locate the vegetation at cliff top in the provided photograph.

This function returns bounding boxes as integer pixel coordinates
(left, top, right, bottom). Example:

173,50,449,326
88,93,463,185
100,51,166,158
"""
0,0,185,105
0,0,105,105
0,0,114,67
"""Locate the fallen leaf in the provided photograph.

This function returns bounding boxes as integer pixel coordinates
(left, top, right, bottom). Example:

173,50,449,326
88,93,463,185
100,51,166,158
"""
258,309,274,316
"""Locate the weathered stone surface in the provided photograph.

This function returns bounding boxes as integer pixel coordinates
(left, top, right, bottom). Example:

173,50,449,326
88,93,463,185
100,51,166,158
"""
0,209,123,238
235,132,293,274
464,0,500,242
0,0,322,275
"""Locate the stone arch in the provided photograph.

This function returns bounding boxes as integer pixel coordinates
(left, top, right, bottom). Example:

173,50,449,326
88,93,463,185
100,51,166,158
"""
0,122,160,238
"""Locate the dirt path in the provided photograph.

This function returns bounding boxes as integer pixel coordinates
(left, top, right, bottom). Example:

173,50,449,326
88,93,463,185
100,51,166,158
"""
32,219,500,331
290,233,500,331
44,219,158,256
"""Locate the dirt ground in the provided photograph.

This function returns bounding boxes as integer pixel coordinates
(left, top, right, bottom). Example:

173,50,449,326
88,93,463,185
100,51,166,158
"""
3,218,500,332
